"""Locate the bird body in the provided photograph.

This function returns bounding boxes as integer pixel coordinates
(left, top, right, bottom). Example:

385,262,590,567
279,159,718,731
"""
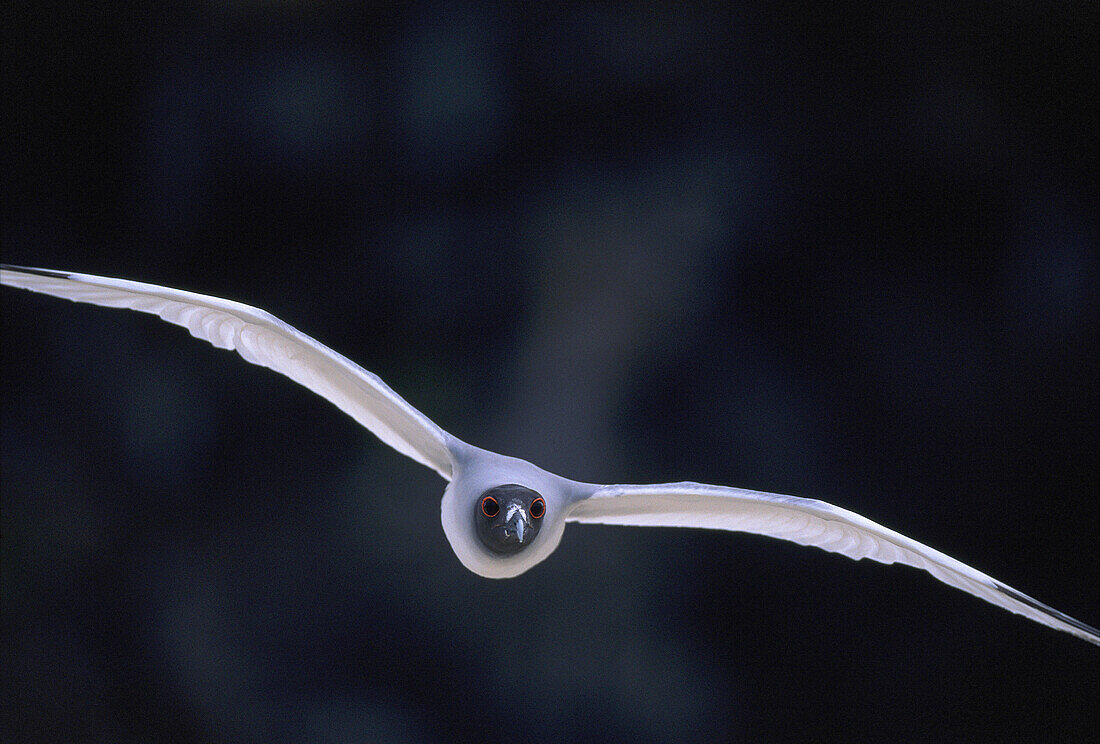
3,264,1097,646
443,443,579,578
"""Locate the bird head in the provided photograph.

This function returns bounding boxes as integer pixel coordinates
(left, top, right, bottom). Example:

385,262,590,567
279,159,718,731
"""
475,484,545,554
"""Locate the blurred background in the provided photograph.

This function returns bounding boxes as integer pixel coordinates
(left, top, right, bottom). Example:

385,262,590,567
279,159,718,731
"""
2,3,1097,742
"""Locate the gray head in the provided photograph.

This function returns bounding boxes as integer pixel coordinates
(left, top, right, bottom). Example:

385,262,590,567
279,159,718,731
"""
475,484,545,554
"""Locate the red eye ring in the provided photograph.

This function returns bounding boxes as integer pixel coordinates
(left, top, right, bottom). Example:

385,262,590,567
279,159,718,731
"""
529,497,545,519
481,495,500,518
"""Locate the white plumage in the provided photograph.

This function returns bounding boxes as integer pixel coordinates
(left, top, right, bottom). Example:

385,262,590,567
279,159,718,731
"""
1,266,453,478
3,265,1097,646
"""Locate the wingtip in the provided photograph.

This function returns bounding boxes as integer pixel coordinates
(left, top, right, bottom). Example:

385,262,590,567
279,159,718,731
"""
1,264,73,280
993,583,1100,647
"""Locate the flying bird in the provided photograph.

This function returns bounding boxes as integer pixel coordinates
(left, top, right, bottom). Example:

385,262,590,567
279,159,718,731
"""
3,264,1097,646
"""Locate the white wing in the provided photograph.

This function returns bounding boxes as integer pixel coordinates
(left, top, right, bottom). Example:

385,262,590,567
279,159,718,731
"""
1,265,456,479
570,481,1100,645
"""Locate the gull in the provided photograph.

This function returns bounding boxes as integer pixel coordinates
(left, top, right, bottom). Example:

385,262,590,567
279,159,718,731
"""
3,264,1097,646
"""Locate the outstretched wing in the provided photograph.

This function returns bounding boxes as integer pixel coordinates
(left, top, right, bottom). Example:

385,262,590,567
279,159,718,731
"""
569,481,1099,645
1,265,456,479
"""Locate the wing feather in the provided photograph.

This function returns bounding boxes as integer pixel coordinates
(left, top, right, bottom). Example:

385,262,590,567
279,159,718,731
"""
1,265,455,479
570,481,1099,645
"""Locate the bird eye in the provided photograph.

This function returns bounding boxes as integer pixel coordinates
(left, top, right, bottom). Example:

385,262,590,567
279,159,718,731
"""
530,497,545,519
481,495,499,518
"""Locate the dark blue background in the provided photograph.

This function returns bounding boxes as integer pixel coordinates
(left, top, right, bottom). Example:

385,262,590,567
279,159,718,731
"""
3,4,1097,742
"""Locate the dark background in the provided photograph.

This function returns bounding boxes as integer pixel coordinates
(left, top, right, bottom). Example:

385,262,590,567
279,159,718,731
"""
2,3,1097,742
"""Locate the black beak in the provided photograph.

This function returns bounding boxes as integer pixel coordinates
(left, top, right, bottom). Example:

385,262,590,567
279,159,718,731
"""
481,498,534,554
499,499,532,545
